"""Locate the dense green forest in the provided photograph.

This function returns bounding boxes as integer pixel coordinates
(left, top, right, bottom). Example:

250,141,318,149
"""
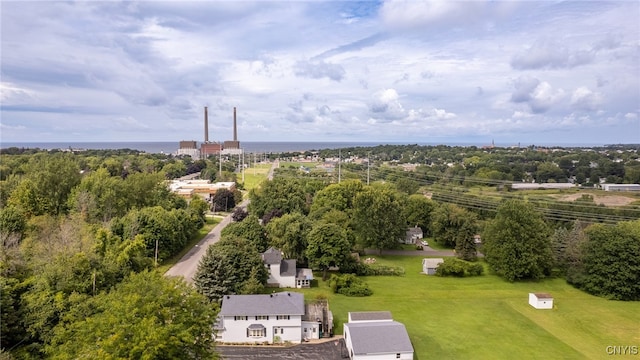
1,145,639,358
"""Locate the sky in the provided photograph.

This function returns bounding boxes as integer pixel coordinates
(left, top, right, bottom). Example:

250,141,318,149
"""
1,1,639,145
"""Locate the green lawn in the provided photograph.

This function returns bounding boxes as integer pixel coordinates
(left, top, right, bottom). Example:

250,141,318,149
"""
242,163,272,190
298,256,640,359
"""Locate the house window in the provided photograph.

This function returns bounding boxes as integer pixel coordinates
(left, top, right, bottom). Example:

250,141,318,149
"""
280,328,284,334
312,328,316,333
303,328,307,333
276,315,290,320
234,316,248,321
255,315,269,320
396,354,401,359
248,328,266,337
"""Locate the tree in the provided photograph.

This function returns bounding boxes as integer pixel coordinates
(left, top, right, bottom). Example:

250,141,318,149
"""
571,221,640,300
352,183,406,253
430,203,478,248
310,180,363,214
248,178,308,218
220,215,268,253
483,200,553,281
194,236,267,302
45,271,218,359
550,221,587,277
8,154,81,216
211,189,235,212
394,178,420,195
265,212,311,265
402,194,436,236
306,223,351,280
231,207,248,222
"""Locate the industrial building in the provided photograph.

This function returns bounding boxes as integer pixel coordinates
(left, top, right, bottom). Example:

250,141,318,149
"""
176,106,242,159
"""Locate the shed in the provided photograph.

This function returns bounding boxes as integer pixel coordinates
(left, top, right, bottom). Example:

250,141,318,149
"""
529,293,553,309
422,258,444,275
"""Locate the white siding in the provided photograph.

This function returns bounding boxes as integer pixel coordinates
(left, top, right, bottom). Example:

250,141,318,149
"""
528,293,553,309
301,321,320,340
218,315,303,344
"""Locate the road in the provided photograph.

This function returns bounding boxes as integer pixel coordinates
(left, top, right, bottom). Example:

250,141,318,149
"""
165,200,249,283
165,161,277,283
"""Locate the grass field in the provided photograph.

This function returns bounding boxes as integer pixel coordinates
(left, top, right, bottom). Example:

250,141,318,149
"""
242,163,272,190
298,256,640,359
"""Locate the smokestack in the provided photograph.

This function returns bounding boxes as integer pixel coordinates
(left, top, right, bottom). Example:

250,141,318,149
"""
233,107,237,141
204,106,209,143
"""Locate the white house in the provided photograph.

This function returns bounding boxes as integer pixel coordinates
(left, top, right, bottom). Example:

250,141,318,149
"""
529,293,554,309
216,292,305,344
402,226,423,244
343,311,414,360
262,247,313,288
422,258,444,275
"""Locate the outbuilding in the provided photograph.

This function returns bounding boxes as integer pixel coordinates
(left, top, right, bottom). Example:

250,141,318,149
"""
529,293,553,309
422,258,444,275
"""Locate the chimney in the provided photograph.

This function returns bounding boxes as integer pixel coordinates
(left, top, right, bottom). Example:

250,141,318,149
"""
233,107,237,141
204,106,209,143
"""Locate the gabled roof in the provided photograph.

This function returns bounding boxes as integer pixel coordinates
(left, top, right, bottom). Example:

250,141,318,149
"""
349,311,392,322
345,321,413,355
296,268,313,280
262,247,282,265
422,258,444,268
280,259,297,276
219,292,305,316
532,292,553,299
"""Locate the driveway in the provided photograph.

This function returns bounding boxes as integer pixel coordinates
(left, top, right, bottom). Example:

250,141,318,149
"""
217,338,348,359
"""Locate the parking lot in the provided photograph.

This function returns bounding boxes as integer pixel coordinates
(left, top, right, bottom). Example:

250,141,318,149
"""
217,338,347,359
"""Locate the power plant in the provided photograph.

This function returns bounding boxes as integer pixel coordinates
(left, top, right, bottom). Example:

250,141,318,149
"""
178,106,242,159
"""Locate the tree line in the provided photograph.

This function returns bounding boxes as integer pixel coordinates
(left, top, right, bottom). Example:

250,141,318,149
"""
0,151,218,358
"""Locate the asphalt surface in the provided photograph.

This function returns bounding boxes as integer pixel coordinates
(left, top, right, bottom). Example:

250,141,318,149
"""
217,338,348,359
164,199,249,283
165,161,277,283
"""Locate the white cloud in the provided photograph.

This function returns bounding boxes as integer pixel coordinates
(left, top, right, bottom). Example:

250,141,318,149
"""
0,1,638,144
570,87,603,112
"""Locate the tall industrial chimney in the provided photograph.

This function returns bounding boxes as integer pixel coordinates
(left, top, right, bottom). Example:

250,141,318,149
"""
204,106,209,143
233,107,237,141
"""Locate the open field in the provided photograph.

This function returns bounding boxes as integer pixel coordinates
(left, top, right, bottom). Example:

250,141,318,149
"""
298,256,640,359
241,163,272,190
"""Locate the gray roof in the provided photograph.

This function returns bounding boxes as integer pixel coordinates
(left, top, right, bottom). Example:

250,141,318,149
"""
219,292,305,316
296,268,313,280
349,311,392,322
345,321,414,355
423,258,444,269
262,247,282,265
280,259,297,276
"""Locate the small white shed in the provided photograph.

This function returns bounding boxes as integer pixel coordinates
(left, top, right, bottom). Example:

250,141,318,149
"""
422,258,444,275
529,293,553,309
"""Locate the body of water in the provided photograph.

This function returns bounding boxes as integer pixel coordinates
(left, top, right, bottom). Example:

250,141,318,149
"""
1,141,608,154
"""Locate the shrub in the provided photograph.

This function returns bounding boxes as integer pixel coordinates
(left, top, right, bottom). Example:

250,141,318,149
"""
436,258,484,277
328,274,372,297
339,257,405,276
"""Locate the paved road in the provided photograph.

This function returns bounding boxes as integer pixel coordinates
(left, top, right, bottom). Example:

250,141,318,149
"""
165,199,249,283
166,161,278,283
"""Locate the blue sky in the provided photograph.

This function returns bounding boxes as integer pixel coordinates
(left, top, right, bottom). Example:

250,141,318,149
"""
1,1,638,145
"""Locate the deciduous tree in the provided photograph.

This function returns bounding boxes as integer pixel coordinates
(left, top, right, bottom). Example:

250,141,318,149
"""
306,223,351,280
483,200,553,281
352,183,405,253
